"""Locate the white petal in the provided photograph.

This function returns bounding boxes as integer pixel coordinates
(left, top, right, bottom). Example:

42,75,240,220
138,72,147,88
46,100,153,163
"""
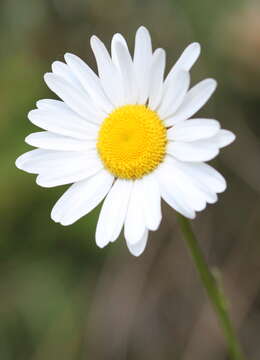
28,105,98,140
164,42,201,86
90,35,124,106
164,157,218,204
36,99,68,110
64,53,113,114
155,164,196,219
25,131,95,151
140,174,162,231
51,170,114,226
134,26,153,104
36,153,103,187
192,162,226,193
148,48,166,110
165,79,217,126
44,73,104,124
158,70,190,119
16,149,98,176
167,119,220,142
126,229,149,256
167,140,219,162
51,61,83,90
16,149,93,174
210,129,236,148
111,33,128,66
112,40,137,104
95,179,133,248
162,157,211,210
167,157,226,194
124,180,146,245
16,149,48,173
163,160,206,211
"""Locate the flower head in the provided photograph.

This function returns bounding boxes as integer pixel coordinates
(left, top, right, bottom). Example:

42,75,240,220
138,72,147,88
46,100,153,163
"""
16,26,235,256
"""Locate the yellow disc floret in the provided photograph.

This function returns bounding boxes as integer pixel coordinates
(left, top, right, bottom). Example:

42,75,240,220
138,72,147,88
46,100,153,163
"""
97,105,167,180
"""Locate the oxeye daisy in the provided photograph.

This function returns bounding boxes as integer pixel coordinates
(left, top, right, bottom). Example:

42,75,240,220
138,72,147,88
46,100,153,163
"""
16,26,235,256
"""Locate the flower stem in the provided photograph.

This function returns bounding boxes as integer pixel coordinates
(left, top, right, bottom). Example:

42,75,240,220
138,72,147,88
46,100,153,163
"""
176,214,246,360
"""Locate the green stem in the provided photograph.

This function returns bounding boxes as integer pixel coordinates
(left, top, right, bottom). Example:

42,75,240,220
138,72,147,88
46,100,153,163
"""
176,214,246,360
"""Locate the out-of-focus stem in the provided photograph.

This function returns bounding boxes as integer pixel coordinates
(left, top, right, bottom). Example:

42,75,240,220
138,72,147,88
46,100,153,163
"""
176,214,246,360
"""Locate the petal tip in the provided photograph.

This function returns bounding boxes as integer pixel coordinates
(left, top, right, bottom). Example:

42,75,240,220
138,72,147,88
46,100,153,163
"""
137,25,148,33
51,60,62,72
188,212,196,220
230,133,236,143
15,156,23,170
64,52,77,64
130,251,143,257
96,241,106,249
35,176,45,187
50,209,59,223
43,72,53,84
192,42,201,52
226,130,236,145
90,35,99,46
64,52,72,58
208,78,218,90
27,110,35,121
24,134,33,146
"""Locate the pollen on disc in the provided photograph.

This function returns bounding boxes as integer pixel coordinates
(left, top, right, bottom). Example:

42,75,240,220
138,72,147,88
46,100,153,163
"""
97,105,167,180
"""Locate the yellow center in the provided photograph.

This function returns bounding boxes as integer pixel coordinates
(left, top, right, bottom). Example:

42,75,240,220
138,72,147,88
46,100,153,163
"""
97,105,167,180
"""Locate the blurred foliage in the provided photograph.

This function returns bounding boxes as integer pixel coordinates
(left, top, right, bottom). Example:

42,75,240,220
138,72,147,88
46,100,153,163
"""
1,0,260,359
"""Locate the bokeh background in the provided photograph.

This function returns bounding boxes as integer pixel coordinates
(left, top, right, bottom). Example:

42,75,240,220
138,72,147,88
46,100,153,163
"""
1,0,260,359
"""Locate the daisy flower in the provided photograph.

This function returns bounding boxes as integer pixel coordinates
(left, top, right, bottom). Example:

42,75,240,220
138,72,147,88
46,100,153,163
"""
16,26,235,256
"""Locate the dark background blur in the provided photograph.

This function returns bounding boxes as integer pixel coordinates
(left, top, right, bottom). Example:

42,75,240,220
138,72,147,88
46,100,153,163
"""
1,0,260,359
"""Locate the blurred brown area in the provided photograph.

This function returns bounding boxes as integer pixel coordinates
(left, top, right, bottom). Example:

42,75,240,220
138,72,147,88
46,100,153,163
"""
1,0,260,359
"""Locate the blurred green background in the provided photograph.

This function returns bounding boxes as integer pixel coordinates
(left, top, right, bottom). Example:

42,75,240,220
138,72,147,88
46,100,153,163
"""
1,0,260,359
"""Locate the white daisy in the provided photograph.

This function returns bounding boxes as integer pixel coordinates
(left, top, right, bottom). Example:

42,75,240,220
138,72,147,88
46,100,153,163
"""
16,26,235,256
